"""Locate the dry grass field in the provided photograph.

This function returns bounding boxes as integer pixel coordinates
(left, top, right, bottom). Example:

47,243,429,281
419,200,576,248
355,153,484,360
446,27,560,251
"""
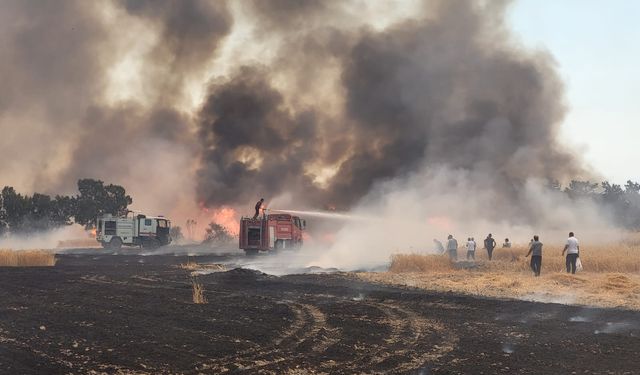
179,260,226,275
0,249,57,267
390,244,640,273
359,243,640,310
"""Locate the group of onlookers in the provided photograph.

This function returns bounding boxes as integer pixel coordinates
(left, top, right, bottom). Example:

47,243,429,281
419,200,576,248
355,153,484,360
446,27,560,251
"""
433,232,581,277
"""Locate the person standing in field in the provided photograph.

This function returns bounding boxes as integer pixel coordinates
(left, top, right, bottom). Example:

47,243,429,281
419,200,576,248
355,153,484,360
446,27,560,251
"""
562,231,580,274
525,235,543,276
484,233,496,260
466,237,476,260
446,234,458,262
502,238,511,248
433,239,445,254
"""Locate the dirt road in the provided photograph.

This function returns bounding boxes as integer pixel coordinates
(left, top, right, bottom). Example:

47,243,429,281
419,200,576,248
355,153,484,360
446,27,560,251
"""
1,252,639,374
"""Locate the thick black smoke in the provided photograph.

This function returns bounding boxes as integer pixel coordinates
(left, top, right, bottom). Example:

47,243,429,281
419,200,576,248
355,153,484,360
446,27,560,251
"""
0,1,110,190
196,0,586,211
120,0,232,102
196,67,324,207
0,0,589,222
0,0,232,218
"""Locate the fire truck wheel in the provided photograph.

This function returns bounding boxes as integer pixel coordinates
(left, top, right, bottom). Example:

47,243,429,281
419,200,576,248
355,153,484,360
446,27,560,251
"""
274,240,284,250
109,237,122,250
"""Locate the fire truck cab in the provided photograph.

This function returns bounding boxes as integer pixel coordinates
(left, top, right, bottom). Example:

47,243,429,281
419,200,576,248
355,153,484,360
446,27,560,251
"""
239,213,306,255
96,212,172,250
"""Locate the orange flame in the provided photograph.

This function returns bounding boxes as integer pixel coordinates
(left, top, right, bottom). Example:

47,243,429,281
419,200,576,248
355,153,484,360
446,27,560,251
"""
206,206,239,236
427,216,453,232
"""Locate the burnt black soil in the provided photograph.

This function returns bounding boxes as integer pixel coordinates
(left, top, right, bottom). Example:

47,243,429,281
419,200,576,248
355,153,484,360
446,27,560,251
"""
1,252,639,374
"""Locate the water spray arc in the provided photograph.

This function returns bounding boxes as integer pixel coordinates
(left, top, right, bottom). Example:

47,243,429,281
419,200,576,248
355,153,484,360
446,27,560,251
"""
267,209,371,221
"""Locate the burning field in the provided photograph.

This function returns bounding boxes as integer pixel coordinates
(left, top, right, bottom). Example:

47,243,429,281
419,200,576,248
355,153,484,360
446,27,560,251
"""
1,251,640,374
2,0,640,373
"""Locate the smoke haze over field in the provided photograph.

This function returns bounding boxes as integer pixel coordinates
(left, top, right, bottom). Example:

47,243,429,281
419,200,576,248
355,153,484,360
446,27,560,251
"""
1,0,606,255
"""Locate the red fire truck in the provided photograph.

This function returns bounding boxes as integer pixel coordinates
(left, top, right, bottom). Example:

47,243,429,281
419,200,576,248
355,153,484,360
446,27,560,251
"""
239,212,306,255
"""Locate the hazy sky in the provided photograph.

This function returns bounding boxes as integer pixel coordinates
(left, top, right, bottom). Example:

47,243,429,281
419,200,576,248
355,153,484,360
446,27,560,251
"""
509,0,640,184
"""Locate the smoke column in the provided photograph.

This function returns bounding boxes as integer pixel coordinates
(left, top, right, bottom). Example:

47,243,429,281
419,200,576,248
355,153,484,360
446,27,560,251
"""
195,0,588,216
0,0,232,225
1,0,604,256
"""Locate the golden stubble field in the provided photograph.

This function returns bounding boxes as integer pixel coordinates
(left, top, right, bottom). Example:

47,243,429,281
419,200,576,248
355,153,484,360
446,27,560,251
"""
358,242,640,310
0,249,57,267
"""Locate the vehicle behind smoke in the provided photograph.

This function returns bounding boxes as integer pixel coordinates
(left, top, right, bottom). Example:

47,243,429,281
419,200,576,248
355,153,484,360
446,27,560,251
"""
96,212,171,250
239,213,306,255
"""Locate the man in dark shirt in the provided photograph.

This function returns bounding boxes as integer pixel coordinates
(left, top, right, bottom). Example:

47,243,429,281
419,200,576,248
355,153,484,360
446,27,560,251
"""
525,235,543,276
484,233,496,260
253,198,265,219
446,235,458,262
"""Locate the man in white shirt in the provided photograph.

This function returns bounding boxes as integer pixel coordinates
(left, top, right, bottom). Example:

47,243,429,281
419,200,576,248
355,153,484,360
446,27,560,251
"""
466,237,476,260
433,239,445,254
562,231,580,274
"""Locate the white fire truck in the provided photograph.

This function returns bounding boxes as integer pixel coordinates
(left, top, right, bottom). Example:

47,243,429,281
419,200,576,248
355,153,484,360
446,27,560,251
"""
96,212,172,249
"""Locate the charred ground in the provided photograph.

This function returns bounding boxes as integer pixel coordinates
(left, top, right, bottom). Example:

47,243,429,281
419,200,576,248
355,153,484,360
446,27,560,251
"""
0,252,639,374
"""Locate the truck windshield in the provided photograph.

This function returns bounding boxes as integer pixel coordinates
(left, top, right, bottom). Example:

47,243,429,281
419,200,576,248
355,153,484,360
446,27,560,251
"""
157,220,167,228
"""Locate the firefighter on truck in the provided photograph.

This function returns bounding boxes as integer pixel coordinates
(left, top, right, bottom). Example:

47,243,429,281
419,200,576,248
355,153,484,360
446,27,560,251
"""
253,198,265,219
239,198,306,255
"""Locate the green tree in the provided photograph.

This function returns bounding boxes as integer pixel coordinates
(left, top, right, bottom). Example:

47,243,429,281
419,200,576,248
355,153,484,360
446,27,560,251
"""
623,180,640,229
601,181,624,204
1,186,30,233
28,193,55,232
564,180,599,200
0,188,76,233
0,180,130,234
625,180,640,194
52,195,76,227
74,179,132,229
0,192,8,236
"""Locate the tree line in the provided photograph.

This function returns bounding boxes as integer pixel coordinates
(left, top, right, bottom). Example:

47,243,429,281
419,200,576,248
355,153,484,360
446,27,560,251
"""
0,179,132,235
1,177,639,236
551,179,640,229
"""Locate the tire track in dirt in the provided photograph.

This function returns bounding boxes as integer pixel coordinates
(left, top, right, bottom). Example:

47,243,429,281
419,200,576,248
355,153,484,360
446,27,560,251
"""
332,301,456,373
73,270,456,373
371,303,458,372
222,298,458,374
202,300,340,372
193,296,459,374
242,302,344,373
